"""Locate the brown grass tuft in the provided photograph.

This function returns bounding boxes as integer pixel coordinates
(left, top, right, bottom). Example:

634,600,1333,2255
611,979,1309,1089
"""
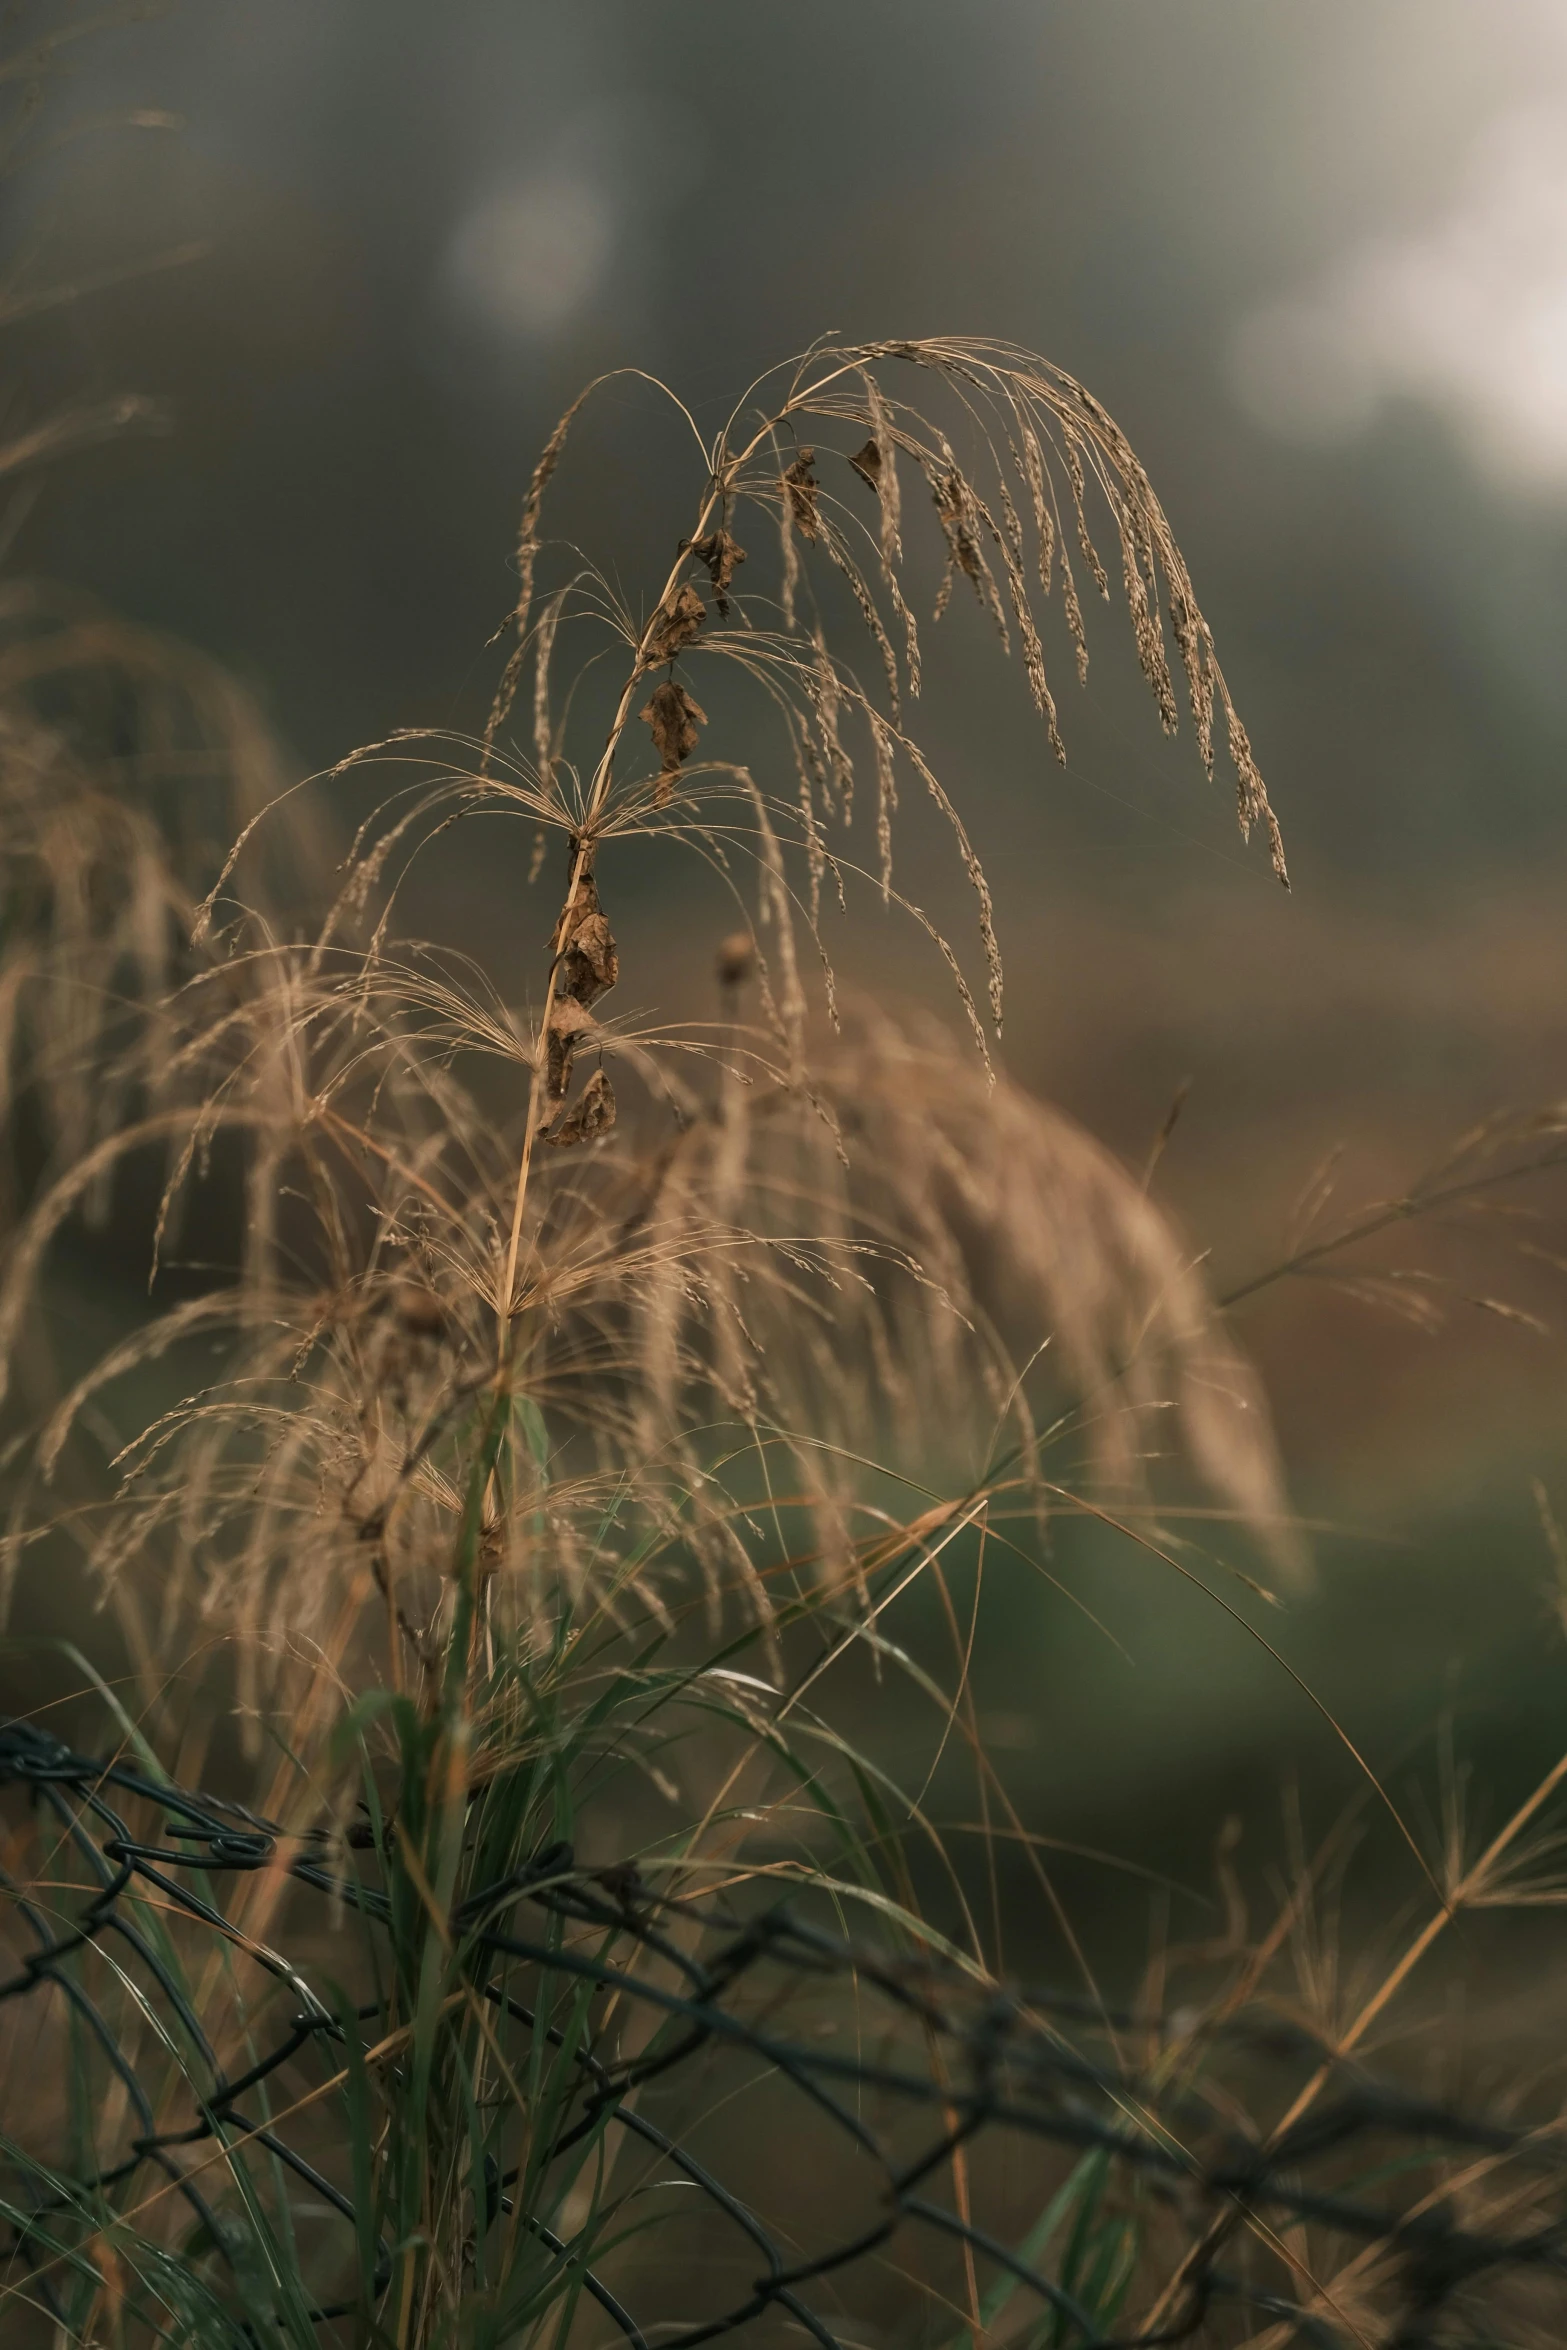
0,334,1298,1705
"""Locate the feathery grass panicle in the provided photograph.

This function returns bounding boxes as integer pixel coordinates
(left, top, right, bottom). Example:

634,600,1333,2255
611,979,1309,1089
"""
480,380,599,771
0,585,321,1232
0,337,1303,1678
10,306,1567,2350
0,329,1317,2347
23,22,1545,2342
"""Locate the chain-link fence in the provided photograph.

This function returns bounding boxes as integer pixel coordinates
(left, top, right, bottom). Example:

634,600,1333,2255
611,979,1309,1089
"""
3,1716,1564,2346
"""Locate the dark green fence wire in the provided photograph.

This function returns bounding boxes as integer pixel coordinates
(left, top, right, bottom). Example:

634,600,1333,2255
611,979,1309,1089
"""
3,1719,1565,2348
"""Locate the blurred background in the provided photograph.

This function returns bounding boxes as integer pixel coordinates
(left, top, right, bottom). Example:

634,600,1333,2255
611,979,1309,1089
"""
8,0,1567,1974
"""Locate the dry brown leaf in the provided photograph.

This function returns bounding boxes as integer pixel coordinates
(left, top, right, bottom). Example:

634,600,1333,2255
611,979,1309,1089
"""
563,910,617,1002
640,680,707,802
543,995,594,1104
642,580,705,664
546,1065,616,1148
783,448,821,541
849,438,882,491
552,867,619,1008
684,528,746,618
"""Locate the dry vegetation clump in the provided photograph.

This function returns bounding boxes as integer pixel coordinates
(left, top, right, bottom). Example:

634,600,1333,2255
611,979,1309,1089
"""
2,325,1567,2349
0,338,1300,1700
0,584,319,1195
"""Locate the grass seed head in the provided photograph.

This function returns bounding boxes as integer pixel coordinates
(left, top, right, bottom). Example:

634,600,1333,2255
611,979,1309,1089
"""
0,331,1302,1689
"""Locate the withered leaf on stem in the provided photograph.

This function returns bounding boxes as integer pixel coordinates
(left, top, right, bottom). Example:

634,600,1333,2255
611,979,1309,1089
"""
641,580,705,665
782,448,821,541
684,528,746,617
552,866,619,1008
640,679,707,805
545,1065,616,1148
543,995,594,1105
849,438,882,491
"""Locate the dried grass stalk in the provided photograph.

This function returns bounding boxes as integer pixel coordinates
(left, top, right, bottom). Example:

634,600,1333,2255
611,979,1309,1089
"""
0,333,1298,1702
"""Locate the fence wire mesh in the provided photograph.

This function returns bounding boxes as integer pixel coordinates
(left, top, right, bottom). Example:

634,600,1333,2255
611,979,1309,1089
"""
3,1716,1565,2347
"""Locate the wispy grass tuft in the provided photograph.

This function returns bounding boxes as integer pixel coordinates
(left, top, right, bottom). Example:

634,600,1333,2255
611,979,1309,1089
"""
6,318,1566,2350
